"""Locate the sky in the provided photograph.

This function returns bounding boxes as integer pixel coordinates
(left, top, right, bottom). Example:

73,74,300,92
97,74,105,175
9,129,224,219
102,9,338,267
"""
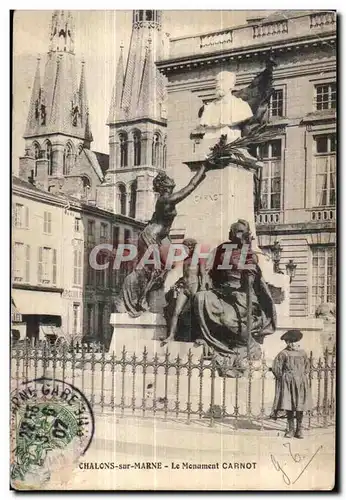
12,9,269,173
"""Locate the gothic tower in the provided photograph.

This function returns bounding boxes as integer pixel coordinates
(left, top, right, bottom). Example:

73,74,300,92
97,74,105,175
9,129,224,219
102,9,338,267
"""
19,10,93,192
100,10,168,221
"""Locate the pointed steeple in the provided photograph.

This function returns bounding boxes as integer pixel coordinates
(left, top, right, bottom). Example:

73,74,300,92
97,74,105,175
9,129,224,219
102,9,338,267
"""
109,10,166,122
24,57,42,136
107,43,125,123
49,54,64,129
79,60,89,126
137,39,155,118
49,10,75,53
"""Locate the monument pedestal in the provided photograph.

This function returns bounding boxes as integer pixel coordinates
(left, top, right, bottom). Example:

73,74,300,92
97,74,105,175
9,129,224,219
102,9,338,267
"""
109,312,203,358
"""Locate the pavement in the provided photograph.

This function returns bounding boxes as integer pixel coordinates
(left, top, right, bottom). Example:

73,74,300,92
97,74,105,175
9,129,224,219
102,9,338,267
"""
42,412,335,491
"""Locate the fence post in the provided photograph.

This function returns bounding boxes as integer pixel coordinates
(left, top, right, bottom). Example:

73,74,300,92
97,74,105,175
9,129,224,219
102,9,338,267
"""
208,353,216,428
141,347,148,418
175,354,181,418
131,352,137,414
110,351,115,411
323,348,329,428
186,349,193,424
100,346,106,412
120,345,126,417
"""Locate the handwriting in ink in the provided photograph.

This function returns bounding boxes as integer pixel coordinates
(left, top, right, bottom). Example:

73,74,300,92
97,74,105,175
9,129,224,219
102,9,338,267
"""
270,444,323,486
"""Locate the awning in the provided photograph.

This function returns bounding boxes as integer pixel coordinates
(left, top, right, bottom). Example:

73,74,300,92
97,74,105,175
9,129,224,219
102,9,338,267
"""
12,289,62,316
41,325,63,337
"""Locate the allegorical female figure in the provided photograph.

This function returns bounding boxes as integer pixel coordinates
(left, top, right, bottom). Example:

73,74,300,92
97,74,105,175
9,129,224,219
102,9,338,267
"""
115,165,209,317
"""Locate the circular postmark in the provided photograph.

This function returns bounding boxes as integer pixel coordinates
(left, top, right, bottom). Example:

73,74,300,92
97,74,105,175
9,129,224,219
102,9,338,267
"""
10,377,94,489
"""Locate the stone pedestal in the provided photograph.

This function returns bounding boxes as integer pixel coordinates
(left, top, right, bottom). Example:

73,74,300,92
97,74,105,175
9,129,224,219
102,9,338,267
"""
169,156,290,312
109,312,203,358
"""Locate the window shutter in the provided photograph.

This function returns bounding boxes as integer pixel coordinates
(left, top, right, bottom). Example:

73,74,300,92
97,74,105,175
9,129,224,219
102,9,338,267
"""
52,249,57,284
78,250,82,285
25,207,29,229
38,247,43,283
25,245,30,282
73,250,77,285
48,212,52,233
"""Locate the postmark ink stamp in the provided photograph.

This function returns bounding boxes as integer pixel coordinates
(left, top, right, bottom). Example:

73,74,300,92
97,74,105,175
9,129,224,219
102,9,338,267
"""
10,377,94,489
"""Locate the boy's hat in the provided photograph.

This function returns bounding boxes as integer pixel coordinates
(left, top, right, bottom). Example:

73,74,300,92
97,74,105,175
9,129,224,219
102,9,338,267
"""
280,329,303,343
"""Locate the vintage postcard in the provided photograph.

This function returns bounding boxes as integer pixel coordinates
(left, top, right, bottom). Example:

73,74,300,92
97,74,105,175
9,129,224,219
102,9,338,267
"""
11,9,336,490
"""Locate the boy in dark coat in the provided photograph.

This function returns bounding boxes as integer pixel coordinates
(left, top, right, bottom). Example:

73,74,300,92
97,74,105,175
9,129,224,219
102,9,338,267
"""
272,329,312,439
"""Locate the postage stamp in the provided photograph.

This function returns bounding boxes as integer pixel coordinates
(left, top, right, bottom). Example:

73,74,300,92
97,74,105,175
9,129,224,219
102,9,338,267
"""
10,377,94,490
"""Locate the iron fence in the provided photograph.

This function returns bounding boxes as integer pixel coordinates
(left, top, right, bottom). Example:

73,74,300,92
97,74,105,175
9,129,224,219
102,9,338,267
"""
10,342,336,430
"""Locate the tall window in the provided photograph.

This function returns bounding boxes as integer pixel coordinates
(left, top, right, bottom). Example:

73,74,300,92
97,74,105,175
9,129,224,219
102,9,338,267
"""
116,184,127,215
119,133,128,167
270,89,284,117
152,133,160,166
81,176,91,199
63,142,74,175
129,180,137,218
43,211,52,234
13,243,30,282
86,304,94,335
314,134,336,207
97,302,105,340
72,303,80,335
38,247,57,285
258,140,282,210
45,141,53,175
86,247,95,286
100,223,108,242
96,252,107,288
73,249,82,286
33,142,40,160
87,220,95,242
311,246,336,313
14,203,29,229
315,83,336,111
74,217,81,233
133,131,141,166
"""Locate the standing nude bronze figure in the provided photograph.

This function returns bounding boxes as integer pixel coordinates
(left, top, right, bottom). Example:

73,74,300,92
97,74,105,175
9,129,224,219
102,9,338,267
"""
115,163,210,317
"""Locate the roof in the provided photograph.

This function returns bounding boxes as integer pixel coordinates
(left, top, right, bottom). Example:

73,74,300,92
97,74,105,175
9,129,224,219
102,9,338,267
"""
94,151,109,176
83,149,105,181
12,175,46,193
259,10,324,24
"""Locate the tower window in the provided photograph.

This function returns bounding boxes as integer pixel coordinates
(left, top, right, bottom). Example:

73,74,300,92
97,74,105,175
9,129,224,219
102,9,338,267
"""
45,141,53,175
152,133,161,167
119,133,128,168
33,142,40,160
116,184,127,216
133,131,141,166
63,142,74,175
129,180,137,218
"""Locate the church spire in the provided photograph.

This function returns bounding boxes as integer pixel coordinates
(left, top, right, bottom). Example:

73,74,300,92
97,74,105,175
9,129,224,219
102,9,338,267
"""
79,60,89,127
108,10,165,123
49,10,75,53
137,38,155,118
24,57,42,136
107,42,125,123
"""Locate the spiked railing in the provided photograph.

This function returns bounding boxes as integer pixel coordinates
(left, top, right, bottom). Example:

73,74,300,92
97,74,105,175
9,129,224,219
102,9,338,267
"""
10,341,336,430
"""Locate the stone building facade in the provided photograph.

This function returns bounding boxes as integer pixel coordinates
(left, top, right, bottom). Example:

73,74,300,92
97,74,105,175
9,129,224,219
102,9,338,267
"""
157,10,336,317
12,176,144,345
